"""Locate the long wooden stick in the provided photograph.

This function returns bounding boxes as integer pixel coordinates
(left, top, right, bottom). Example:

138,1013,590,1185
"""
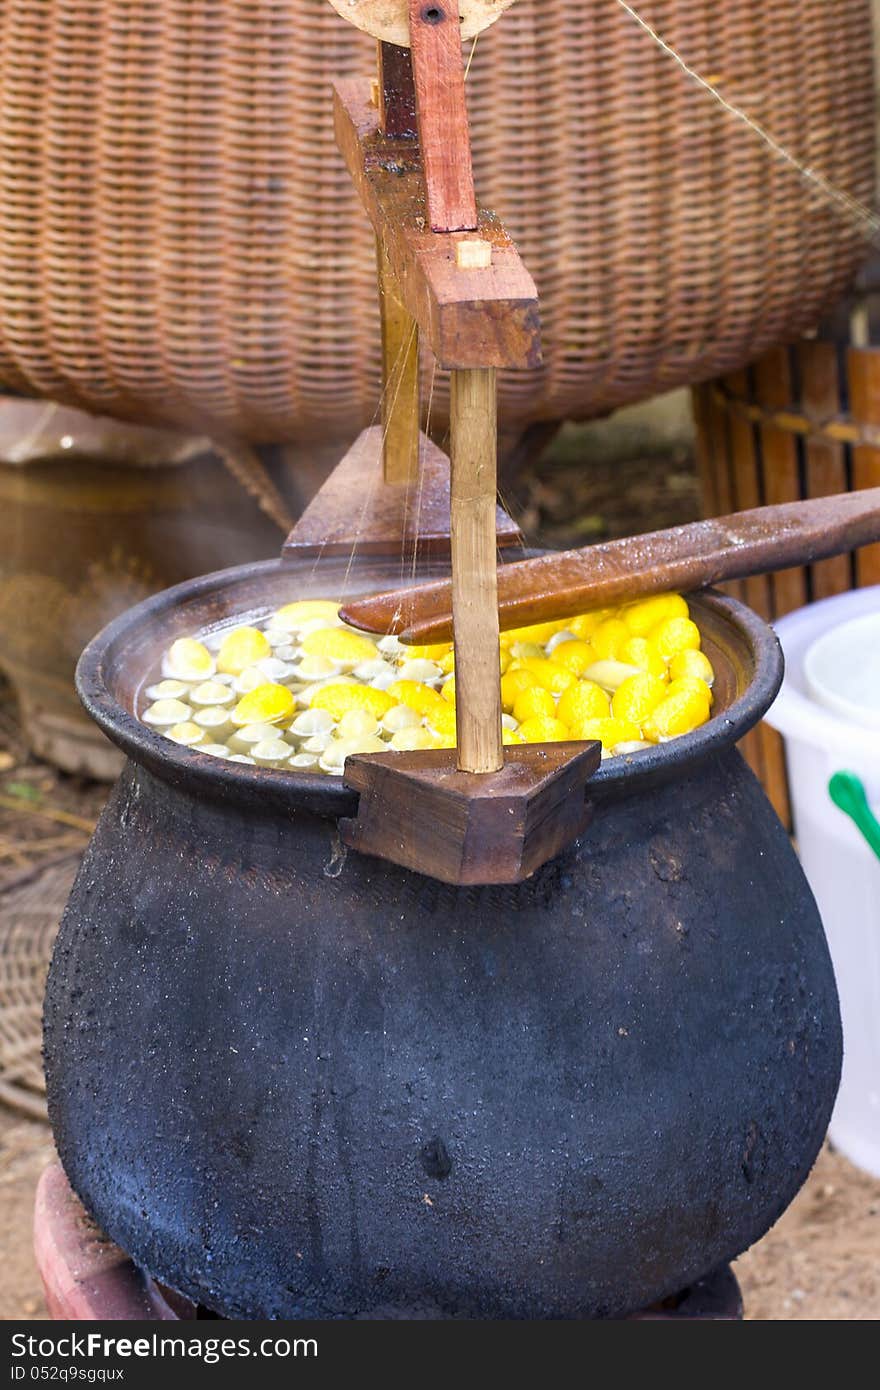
340,486,880,643
449,367,503,773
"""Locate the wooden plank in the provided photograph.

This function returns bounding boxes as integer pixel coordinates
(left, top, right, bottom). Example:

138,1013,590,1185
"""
691,384,720,520
281,425,522,561
334,80,541,370
680,387,766,795
754,349,808,618
340,742,601,885
408,0,478,232
708,376,737,516
449,367,504,773
799,340,850,600
758,719,791,830
848,347,880,586
378,41,418,138
377,239,420,483
749,350,797,827
722,368,768,619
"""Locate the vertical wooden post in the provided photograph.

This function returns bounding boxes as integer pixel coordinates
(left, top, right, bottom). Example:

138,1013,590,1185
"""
710,354,763,861
408,0,478,232
449,367,503,774
375,42,420,484
378,238,420,484
724,370,770,616
754,350,808,618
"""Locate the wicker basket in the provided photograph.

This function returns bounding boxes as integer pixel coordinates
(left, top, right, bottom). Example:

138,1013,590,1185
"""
0,2,874,445
692,265,880,823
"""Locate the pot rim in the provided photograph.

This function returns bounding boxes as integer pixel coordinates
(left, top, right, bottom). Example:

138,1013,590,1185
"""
76,559,784,815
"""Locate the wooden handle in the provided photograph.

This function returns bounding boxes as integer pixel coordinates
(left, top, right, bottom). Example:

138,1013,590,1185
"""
339,488,880,642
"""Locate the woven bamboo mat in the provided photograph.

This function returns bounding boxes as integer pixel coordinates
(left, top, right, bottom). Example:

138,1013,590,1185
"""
0,673,101,1123
0,854,80,1122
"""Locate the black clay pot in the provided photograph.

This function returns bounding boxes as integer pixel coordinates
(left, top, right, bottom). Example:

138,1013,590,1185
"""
44,558,841,1319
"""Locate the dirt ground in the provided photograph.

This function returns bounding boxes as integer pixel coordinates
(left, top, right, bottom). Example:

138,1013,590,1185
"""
0,427,878,1320
0,1112,53,1319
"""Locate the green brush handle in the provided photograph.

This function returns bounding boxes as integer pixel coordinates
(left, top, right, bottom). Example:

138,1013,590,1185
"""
829,771,880,861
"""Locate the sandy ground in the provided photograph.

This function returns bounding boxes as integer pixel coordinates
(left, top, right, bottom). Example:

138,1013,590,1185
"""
737,1146,880,1318
1,1103,878,1320
1,1112,53,1319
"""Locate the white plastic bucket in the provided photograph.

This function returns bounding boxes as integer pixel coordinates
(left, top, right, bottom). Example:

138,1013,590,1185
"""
767,587,880,1178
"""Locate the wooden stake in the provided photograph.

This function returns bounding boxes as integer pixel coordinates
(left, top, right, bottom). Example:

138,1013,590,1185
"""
449,367,503,774
456,238,493,270
378,238,420,484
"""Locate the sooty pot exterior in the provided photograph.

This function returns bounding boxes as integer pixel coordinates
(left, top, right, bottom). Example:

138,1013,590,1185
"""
43,565,841,1319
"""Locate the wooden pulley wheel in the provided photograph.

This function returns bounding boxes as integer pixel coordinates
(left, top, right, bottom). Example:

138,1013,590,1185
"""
325,0,517,46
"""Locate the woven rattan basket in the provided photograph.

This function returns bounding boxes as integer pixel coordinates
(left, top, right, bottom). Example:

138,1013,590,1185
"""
0,2,874,445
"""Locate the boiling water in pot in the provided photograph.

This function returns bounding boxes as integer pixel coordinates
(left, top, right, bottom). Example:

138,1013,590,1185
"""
138,591,715,775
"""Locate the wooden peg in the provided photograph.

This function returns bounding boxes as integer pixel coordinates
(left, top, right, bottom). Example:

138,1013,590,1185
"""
378,239,421,484
408,0,478,232
378,41,418,138
457,237,493,269
449,366,503,773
